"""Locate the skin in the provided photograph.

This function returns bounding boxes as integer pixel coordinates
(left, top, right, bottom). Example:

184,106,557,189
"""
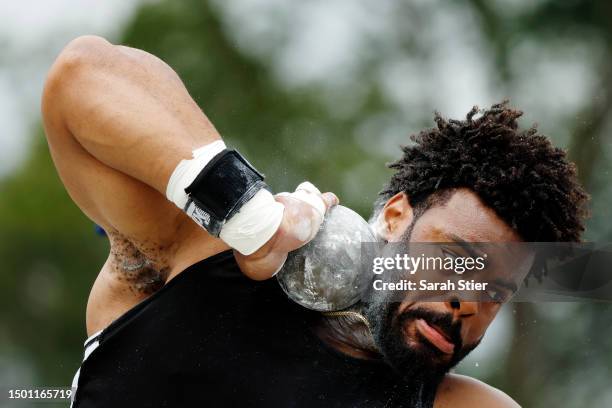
379,190,522,353
42,35,519,407
316,190,523,407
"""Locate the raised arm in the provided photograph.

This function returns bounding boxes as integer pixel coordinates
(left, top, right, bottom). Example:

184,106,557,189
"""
42,35,336,282
43,35,220,195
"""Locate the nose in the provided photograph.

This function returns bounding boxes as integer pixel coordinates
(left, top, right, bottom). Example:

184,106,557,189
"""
446,298,479,318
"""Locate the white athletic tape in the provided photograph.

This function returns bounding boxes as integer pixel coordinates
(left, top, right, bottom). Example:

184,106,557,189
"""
167,140,285,255
221,180,328,255
219,189,284,255
191,141,227,160
221,178,329,256
166,140,227,209
167,146,326,256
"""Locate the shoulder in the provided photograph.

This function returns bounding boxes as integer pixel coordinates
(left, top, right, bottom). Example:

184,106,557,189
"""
434,373,521,408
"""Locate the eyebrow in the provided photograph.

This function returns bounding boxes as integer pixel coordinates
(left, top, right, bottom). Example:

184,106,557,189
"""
447,233,486,259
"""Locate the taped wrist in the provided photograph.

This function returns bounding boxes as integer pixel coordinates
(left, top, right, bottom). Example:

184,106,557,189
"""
183,149,268,237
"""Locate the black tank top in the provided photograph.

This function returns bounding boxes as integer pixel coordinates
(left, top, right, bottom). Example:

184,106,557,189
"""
73,250,432,407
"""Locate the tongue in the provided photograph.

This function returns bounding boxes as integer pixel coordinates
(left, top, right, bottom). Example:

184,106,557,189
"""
415,319,455,354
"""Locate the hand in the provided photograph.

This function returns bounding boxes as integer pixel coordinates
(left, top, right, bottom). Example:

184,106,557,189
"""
234,182,339,280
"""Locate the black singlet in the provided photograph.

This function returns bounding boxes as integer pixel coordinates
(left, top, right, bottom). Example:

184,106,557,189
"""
72,250,433,407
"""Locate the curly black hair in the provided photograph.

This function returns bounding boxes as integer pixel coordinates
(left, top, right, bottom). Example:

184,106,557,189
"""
379,101,589,242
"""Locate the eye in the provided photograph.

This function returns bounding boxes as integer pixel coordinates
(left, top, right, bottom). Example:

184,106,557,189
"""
442,248,459,259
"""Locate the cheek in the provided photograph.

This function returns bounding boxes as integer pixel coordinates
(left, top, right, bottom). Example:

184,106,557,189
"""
390,217,416,242
404,221,431,242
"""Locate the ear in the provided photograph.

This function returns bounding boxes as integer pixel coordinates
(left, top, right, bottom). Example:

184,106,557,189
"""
377,192,415,242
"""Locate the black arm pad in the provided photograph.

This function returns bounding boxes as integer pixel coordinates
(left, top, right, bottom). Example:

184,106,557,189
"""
184,149,269,237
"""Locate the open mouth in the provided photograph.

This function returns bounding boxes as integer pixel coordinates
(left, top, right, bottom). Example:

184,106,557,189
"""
414,318,455,355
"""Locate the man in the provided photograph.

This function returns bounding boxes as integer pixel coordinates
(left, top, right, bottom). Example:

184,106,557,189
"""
41,36,588,407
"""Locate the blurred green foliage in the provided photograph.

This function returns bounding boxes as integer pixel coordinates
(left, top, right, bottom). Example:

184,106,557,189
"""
121,0,391,214
1,1,612,407
0,130,108,383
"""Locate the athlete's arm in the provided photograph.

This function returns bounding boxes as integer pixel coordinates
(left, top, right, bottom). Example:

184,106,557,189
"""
42,35,333,281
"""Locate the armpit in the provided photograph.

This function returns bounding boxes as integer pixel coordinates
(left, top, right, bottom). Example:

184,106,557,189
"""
107,231,170,295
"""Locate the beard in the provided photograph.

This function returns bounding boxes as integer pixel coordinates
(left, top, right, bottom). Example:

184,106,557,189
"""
340,209,481,405
360,295,479,407
358,213,480,405
365,211,479,376
363,298,478,377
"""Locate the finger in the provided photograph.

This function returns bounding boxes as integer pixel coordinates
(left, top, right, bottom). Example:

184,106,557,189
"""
296,181,321,195
274,196,322,246
290,189,326,217
321,192,339,211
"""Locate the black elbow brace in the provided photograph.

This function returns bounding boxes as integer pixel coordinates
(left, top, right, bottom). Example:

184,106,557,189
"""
184,149,269,236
